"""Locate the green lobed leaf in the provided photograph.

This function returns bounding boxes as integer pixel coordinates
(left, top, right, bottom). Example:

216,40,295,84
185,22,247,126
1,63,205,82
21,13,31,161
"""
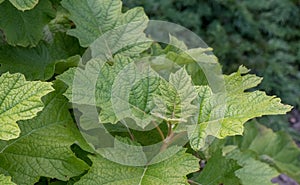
151,67,198,124
0,72,53,140
0,0,54,47
75,149,199,185
227,149,279,185
111,61,161,128
0,174,16,185
0,81,90,185
57,55,130,124
232,122,300,183
58,55,162,128
61,0,150,50
9,0,39,11
188,66,292,150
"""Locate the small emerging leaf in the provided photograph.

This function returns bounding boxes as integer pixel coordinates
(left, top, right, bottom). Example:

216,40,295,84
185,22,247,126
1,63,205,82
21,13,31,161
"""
152,67,198,124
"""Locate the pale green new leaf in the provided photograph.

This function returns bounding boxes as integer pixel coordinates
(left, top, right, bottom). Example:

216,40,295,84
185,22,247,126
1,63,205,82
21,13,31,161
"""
0,72,53,140
151,67,198,124
0,174,16,185
61,0,151,54
0,81,90,185
189,66,292,150
233,122,300,183
0,0,54,47
9,0,39,11
228,150,279,185
75,149,199,185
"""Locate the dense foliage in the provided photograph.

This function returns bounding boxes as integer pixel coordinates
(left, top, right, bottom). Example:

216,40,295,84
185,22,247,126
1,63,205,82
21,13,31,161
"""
124,0,300,108
0,0,299,185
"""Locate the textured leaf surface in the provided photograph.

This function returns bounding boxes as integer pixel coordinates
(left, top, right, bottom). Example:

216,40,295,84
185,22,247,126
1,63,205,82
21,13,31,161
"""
58,56,128,124
111,61,161,127
61,0,150,50
233,122,300,183
0,81,89,184
228,150,279,185
0,33,82,80
0,72,53,140
58,55,162,127
193,150,241,185
0,174,15,185
9,0,39,11
152,68,198,124
75,149,199,185
189,66,292,150
0,0,54,47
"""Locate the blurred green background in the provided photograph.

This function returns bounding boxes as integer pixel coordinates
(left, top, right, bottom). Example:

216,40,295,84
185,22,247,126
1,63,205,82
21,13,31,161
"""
124,0,300,141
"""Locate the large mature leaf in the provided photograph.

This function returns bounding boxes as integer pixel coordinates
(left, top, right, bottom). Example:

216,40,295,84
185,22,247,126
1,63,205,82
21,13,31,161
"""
193,150,241,185
58,55,128,123
232,122,300,183
111,61,161,127
9,0,39,11
59,55,162,128
189,66,292,150
75,149,199,185
151,67,198,124
0,33,81,80
0,72,53,140
61,0,150,52
227,149,279,185
0,0,54,47
0,174,15,185
0,81,90,185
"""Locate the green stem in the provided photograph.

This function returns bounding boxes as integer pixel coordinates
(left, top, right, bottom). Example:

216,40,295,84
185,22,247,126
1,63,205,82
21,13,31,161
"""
152,121,165,140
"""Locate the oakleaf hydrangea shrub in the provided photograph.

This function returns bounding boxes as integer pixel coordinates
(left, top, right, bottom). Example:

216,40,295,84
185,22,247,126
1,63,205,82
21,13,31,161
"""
0,0,299,185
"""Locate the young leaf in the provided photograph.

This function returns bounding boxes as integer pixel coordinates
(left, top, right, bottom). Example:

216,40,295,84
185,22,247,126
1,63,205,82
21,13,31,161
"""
0,81,90,185
75,149,199,185
0,0,54,47
151,67,198,124
0,72,53,140
189,66,292,150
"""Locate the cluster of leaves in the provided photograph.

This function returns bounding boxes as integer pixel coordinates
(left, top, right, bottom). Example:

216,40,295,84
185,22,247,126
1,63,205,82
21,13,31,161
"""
123,0,300,114
0,0,299,185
